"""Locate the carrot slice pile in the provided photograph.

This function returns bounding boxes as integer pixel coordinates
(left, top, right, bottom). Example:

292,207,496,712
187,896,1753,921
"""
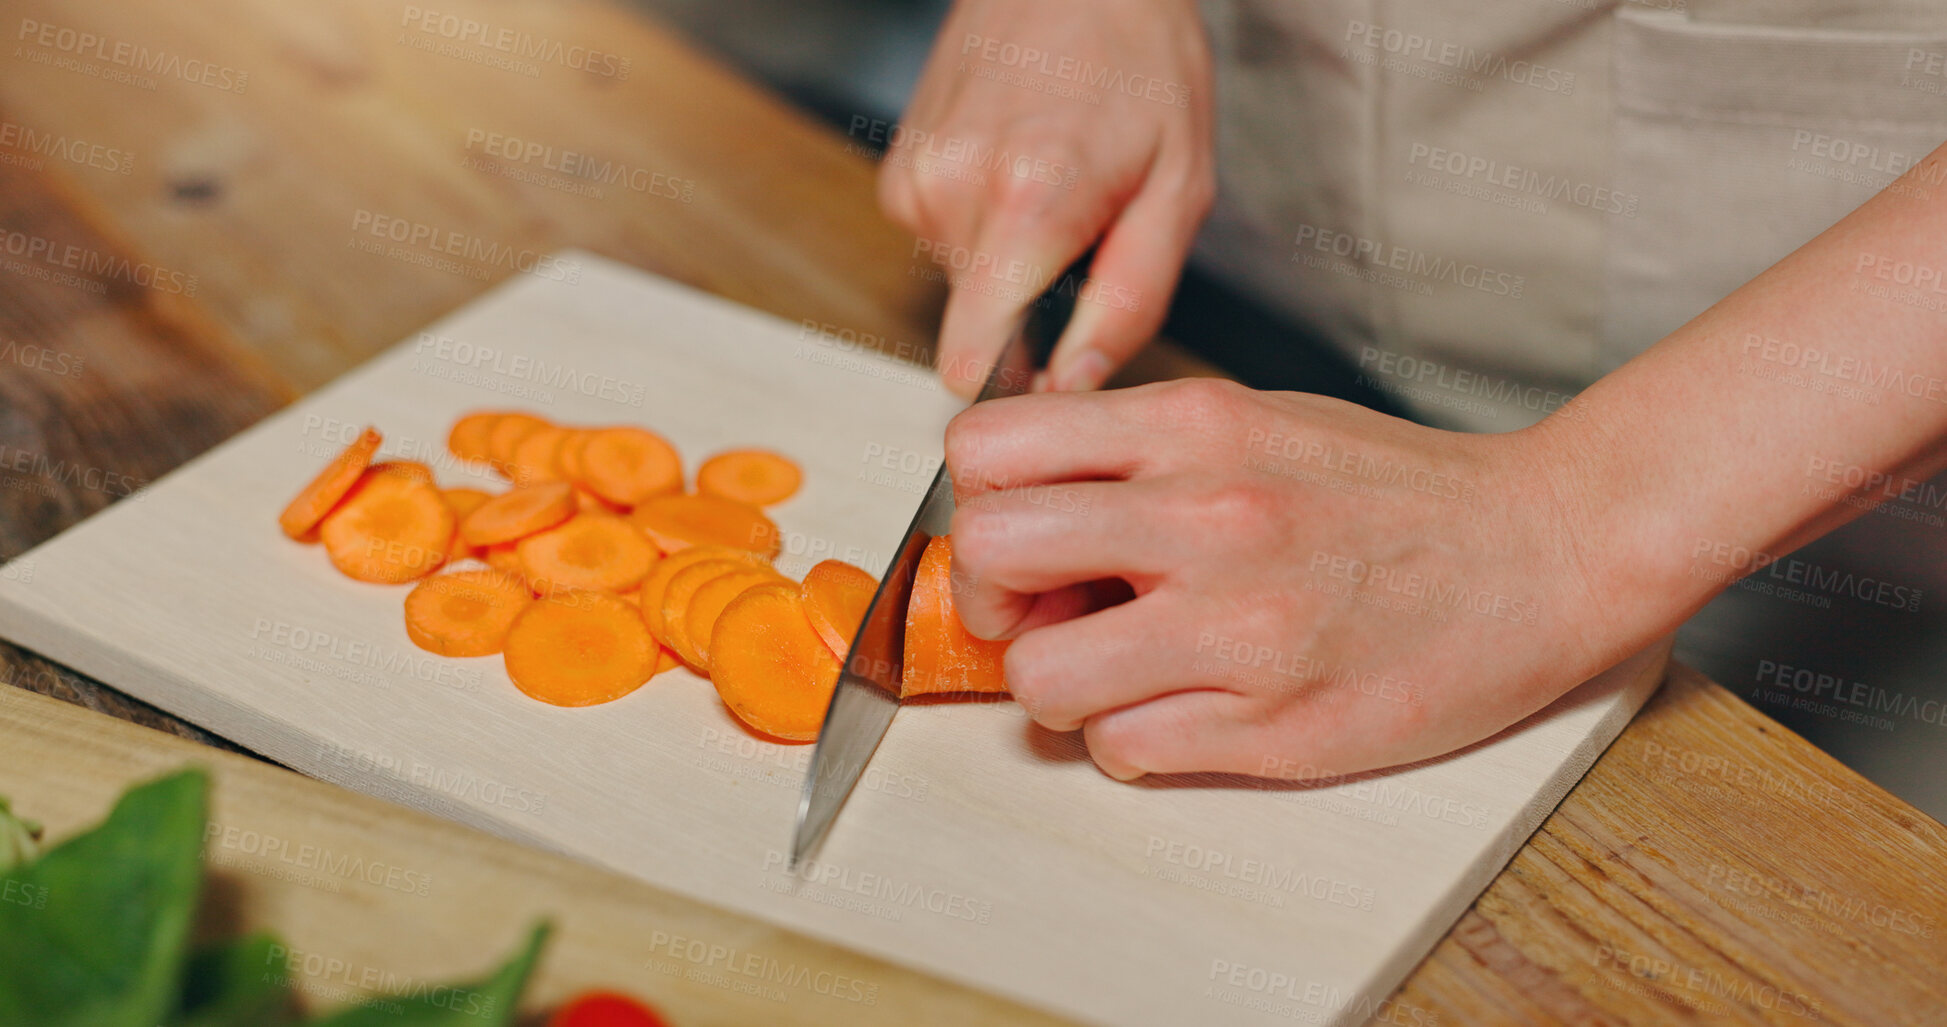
447,411,501,466
580,427,682,506
630,494,780,557
319,470,456,584
517,513,659,595
637,546,772,640
710,583,843,741
697,449,802,506
461,482,577,546
683,567,787,671
278,426,382,539
902,534,1009,697
504,592,659,706
283,408,1018,741
404,570,532,657
800,560,877,659
508,424,568,486
487,413,550,472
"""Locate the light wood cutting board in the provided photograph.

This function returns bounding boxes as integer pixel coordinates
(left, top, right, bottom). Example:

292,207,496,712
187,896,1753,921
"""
0,251,1667,1027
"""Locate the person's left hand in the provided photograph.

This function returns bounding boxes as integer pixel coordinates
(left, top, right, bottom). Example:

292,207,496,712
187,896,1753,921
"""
944,378,1648,781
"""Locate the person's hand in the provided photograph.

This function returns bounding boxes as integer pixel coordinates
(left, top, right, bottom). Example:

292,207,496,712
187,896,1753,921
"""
944,379,1645,781
880,0,1214,396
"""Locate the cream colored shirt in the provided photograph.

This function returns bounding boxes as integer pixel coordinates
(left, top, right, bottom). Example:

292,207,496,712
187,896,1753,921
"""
1194,0,1947,431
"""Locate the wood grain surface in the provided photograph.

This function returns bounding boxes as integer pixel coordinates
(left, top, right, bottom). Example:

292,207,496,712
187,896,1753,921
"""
0,0,1939,1023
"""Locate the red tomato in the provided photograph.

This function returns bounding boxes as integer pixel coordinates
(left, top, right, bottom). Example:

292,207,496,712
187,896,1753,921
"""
547,990,668,1027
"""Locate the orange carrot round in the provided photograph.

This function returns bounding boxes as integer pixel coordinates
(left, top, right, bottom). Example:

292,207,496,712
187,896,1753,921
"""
629,494,780,557
447,412,502,465
696,449,803,506
483,541,524,577
487,413,551,473
516,513,659,594
637,545,772,640
580,427,682,506
368,460,435,483
902,534,1008,697
319,470,456,584
460,482,576,546
508,425,568,486
503,591,659,707
652,645,681,678
710,583,842,742
442,487,494,562
654,558,756,659
555,428,594,482
683,567,786,671
279,426,382,539
404,570,532,657
800,560,878,659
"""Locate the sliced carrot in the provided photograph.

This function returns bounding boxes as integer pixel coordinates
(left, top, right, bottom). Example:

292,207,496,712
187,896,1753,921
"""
318,470,455,584
368,460,435,483
637,545,772,640
653,645,681,677
487,413,551,473
442,487,494,562
404,570,531,657
555,429,594,482
696,449,802,506
580,427,682,506
508,425,568,486
654,558,755,659
460,481,576,546
902,534,1008,697
517,513,659,594
503,591,658,706
279,426,382,539
447,411,502,466
800,560,878,660
573,486,624,515
710,583,842,742
683,567,786,671
629,494,780,557
483,541,525,577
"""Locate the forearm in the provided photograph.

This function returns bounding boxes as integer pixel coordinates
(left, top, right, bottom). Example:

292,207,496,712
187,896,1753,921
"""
1527,141,1947,646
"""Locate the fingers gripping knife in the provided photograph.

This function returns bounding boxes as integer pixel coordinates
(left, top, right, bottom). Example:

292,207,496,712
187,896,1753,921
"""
788,258,1086,868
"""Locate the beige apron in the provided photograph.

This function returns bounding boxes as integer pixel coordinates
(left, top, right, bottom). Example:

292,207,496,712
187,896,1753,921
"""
1194,0,1947,432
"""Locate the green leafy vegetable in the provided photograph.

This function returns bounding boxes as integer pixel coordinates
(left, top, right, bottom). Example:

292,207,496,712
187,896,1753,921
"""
0,768,551,1026
0,768,207,1027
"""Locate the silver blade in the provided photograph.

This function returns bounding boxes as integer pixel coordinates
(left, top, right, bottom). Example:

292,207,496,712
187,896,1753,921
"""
789,252,1082,868
789,326,1047,869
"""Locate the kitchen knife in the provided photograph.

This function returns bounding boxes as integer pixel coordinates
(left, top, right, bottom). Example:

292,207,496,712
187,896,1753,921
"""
789,257,1085,868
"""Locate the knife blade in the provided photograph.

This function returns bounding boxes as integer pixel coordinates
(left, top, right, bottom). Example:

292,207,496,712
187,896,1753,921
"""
789,255,1086,868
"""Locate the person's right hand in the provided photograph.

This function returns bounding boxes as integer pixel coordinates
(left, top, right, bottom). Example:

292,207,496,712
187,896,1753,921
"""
880,0,1215,396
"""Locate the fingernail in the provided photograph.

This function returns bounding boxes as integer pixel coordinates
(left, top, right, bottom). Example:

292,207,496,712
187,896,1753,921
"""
1102,762,1147,783
1055,349,1112,392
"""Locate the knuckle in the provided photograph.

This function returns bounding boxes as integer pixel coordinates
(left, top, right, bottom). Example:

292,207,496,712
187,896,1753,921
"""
1150,377,1246,431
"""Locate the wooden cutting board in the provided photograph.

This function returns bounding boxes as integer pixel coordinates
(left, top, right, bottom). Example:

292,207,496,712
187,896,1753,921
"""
0,251,1668,1027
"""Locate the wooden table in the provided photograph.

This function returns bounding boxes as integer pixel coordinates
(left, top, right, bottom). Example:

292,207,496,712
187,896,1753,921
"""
0,1,1940,1023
